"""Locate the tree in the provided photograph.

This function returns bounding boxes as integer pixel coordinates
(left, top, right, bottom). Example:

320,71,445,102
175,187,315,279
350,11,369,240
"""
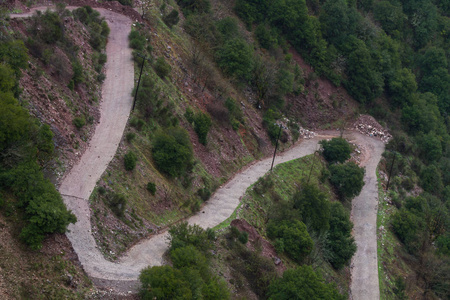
329,162,365,200
268,266,346,300
168,222,214,252
154,57,171,78
325,202,356,269
139,266,193,300
267,219,313,263
124,151,137,171
152,127,193,177
163,9,180,28
392,209,423,254
216,38,253,81
293,183,330,233
193,112,212,145
320,138,352,164
388,68,417,107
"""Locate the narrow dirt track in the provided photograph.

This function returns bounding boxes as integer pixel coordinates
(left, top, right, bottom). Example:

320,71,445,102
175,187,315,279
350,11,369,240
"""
12,8,384,297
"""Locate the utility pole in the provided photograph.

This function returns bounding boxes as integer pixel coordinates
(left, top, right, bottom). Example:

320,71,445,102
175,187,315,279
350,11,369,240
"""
386,151,396,191
270,124,283,171
307,151,319,184
132,53,151,112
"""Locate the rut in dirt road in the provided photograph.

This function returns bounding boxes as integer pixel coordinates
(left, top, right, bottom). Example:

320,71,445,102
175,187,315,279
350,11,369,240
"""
12,7,385,297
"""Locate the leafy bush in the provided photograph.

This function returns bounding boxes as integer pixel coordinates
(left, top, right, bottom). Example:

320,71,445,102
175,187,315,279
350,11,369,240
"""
193,112,212,145
128,30,146,51
268,266,346,300
267,219,313,263
197,187,211,201
126,132,135,143
325,202,357,269
129,117,145,130
104,192,127,217
216,38,253,81
168,222,214,253
124,151,137,171
392,209,422,254
293,183,330,233
255,23,278,50
320,138,352,164
152,127,193,177
163,9,180,28
73,116,85,129
329,162,365,200
184,107,195,123
154,57,171,78
139,266,193,299
146,182,156,195
176,0,211,15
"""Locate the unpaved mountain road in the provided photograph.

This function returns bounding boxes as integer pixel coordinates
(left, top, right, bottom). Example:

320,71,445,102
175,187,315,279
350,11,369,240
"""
12,7,384,298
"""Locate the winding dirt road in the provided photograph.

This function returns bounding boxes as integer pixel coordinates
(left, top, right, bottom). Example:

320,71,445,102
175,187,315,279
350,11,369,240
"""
13,7,384,298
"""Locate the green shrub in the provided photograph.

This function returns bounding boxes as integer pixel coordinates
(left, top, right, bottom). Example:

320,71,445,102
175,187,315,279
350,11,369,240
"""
293,183,330,233
129,30,146,51
154,57,171,78
193,112,212,145
71,60,84,85
329,162,365,200
73,116,85,129
152,127,193,177
320,138,352,163
126,132,136,143
268,266,346,300
163,9,180,28
267,219,313,263
98,186,106,195
124,151,137,171
146,182,156,195
325,202,357,269
129,117,145,130
216,38,253,81
184,107,195,123
197,187,211,201
139,266,192,299
168,222,214,252
238,231,249,244
105,192,127,217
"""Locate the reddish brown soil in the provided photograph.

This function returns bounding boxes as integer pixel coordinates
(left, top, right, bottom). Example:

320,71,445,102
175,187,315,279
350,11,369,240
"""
231,219,286,274
287,48,360,129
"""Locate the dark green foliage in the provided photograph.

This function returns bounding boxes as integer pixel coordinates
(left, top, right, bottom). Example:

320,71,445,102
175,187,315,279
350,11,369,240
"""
163,9,180,28
184,107,195,123
126,132,135,143
320,138,351,164
71,60,84,85
152,127,193,177
168,222,214,253
420,165,443,194
255,23,278,50
216,17,240,41
5,162,76,250
33,10,63,44
224,97,243,129
129,117,145,130
146,182,156,195
216,38,253,81
73,6,110,51
293,183,330,233
73,117,85,130
104,192,127,217
417,132,443,163
392,209,422,254
139,266,193,299
436,234,450,256
238,231,249,244
325,202,357,269
329,162,365,200
197,187,211,201
124,151,137,171
154,57,171,78
267,219,313,263
262,109,282,144
128,30,146,51
193,112,212,145
388,68,417,107
268,266,346,300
